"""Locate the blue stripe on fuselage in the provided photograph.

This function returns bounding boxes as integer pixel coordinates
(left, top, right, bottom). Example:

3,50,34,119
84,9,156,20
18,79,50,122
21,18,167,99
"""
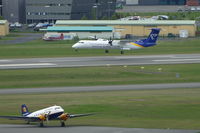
48,112,64,120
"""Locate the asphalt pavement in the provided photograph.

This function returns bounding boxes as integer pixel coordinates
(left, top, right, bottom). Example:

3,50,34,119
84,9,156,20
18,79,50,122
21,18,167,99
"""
0,54,200,69
0,125,199,133
0,83,200,94
0,33,43,44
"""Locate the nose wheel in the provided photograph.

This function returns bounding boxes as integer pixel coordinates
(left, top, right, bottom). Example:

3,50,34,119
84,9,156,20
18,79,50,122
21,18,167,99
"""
105,50,109,53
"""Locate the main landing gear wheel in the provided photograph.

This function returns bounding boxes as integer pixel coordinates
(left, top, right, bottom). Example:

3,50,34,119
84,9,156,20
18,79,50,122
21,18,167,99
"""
61,121,66,127
105,50,109,53
120,51,124,54
39,122,44,127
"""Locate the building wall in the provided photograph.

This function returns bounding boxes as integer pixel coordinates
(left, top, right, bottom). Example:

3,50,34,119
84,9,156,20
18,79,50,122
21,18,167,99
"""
55,21,196,37
0,21,9,36
0,0,2,16
125,0,187,5
71,0,116,20
114,25,196,37
2,0,25,23
26,0,72,24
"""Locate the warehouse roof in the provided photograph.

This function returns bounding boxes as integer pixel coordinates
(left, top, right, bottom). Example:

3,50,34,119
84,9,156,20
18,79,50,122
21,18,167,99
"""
56,20,196,26
0,20,8,25
41,26,113,32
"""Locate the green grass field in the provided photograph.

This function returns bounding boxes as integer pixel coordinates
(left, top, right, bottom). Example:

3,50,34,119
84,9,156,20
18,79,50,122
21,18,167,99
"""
0,64,200,89
0,38,200,58
0,88,200,129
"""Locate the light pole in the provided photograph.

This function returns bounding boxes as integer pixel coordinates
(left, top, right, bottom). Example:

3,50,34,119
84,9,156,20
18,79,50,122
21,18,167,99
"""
44,5,50,23
93,3,100,20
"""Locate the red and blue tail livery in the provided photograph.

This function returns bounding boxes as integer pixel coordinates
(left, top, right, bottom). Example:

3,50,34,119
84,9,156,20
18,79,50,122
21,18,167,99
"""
131,28,160,48
21,104,30,116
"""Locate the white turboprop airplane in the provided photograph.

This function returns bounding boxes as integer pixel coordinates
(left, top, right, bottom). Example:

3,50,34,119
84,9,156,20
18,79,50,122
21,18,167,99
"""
72,28,161,54
0,104,93,127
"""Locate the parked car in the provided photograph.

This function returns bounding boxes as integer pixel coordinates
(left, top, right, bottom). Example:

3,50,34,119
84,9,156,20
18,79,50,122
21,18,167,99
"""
28,23,37,28
15,22,22,28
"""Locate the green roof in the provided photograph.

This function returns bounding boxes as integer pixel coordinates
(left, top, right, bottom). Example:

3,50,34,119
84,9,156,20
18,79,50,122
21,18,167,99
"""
0,20,8,25
56,20,196,26
41,26,113,32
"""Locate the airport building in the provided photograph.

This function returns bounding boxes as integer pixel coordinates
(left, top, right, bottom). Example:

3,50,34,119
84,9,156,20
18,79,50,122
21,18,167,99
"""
2,0,25,23
125,0,200,5
1,0,116,24
55,20,196,38
41,26,114,39
0,20,9,36
0,0,2,16
26,0,116,24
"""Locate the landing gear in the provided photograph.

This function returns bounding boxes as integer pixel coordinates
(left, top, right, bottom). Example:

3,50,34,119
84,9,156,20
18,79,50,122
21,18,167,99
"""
120,51,124,54
75,49,78,52
39,122,44,127
105,50,109,53
26,121,30,124
60,121,66,127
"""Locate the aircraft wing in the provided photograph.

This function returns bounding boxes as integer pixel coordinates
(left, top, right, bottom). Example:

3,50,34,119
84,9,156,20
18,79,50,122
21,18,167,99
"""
69,113,94,118
0,116,40,121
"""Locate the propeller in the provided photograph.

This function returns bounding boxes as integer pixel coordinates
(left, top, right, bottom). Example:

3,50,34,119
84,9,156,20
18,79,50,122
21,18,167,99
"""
45,111,51,123
108,37,113,46
58,113,69,121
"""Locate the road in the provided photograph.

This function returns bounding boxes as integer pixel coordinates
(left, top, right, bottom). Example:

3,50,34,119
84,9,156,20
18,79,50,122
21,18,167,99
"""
0,33,43,45
0,125,199,133
0,54,200,69
0,83,200,94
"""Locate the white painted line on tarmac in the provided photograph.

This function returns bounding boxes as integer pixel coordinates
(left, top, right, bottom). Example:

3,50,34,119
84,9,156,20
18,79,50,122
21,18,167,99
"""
153,59,200,62
0,60,12,62
0,63,56,67
39,59,81,63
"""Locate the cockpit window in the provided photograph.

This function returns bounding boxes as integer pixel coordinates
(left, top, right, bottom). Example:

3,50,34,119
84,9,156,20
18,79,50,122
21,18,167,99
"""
55,107,60,110
79,41,84,43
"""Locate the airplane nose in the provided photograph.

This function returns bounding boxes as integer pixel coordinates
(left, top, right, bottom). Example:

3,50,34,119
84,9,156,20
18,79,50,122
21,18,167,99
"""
72,44,77,48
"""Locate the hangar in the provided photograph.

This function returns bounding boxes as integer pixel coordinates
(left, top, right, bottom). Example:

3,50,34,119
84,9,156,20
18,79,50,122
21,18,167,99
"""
55,20,196,38
41,26,115,39
0,20,9,36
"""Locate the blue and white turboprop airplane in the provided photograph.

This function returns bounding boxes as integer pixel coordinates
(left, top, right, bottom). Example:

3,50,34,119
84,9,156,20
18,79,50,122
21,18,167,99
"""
72,28,161,54
0,104,94,127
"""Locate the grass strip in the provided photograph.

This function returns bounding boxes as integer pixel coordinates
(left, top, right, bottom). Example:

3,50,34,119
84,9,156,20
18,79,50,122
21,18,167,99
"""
0,64,200,89
0,88,200,129
0,38,200,58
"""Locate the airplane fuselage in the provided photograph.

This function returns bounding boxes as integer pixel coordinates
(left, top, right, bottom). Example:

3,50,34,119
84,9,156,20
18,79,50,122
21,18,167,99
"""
72,39,142,50
27,106,64,120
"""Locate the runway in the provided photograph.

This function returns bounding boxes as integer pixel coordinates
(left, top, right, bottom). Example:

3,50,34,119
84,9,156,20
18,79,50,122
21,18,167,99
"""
0,83,200,94
0,124,199,133
0,54,200,69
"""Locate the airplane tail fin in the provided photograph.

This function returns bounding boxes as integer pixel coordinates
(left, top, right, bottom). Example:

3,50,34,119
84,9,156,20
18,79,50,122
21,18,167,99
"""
135,28,161,47
21,104,30,116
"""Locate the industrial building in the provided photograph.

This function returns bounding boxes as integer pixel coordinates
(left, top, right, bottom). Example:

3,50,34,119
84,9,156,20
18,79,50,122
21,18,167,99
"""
0,20,9,36
55,20,196,38
2,0,25,23
125,0,199,5
41,26,114,39
0,0,2,16
26,0,116,24
1,0,116,24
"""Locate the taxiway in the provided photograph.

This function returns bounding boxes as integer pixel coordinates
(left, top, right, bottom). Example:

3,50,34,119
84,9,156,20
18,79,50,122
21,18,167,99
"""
0,125,199,133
